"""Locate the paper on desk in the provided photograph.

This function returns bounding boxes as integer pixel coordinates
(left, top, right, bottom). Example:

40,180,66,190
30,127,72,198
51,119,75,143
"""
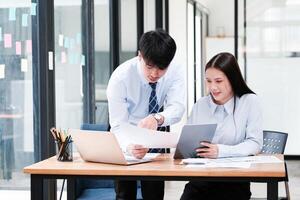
182,155,282,164
117,123,180,148
186,162,251,168
181,158,210,164
124,153,160,161
215,155,283,164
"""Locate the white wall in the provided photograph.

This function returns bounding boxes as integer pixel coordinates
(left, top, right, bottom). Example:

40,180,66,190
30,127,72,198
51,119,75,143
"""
201,0,234,37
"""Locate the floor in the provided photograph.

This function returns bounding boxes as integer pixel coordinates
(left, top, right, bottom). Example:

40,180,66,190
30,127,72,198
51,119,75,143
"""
0,160,299,199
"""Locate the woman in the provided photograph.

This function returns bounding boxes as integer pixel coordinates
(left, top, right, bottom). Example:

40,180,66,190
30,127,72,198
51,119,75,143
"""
180,52,263,200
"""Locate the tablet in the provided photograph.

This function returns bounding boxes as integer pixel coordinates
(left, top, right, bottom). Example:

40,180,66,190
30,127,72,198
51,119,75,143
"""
174,124,217,159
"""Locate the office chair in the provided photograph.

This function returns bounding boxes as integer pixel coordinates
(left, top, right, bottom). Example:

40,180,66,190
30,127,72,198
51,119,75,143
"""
76,123,142,200
252,130,290,200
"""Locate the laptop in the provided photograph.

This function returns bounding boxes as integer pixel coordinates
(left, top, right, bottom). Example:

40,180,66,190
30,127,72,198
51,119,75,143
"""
70,129,157,165
174,124,217,159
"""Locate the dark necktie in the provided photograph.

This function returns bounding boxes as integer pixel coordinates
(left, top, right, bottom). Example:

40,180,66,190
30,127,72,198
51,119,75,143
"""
148,82,163,153
149,82,159,114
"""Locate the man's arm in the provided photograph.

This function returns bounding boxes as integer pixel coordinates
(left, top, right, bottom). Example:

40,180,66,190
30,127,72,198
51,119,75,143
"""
107,75,149,158
160,64,186,126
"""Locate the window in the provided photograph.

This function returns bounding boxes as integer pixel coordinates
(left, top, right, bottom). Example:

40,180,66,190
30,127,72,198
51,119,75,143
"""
54,0,83,129
239,0,300,155
0,1,35,197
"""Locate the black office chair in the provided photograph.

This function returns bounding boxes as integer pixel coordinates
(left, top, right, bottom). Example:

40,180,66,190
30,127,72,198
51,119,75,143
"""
252,130,290,200
76,123,142,200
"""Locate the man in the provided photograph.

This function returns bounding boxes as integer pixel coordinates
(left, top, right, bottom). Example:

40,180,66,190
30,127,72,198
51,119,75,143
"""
107,29,185,200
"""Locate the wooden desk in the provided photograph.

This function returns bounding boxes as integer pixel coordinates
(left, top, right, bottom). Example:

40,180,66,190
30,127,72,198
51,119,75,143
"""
24,154,286,200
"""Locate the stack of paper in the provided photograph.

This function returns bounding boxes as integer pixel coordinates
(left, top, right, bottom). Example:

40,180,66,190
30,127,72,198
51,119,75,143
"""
181,155,283,168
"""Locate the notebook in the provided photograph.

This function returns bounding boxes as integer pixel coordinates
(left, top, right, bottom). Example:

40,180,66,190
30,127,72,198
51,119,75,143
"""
70,129,158,165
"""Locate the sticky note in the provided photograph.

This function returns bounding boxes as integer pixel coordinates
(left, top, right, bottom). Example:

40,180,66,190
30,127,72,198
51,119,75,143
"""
48,51,53,70
70,53,76,64
0,27,2,41
26,40,32,53
81,55,85,66
4,34,12,48
0,64,5,79
9,8,16,21
31,3,37,16
76,33,81,44
64,37,70,48
70,38,75,49
61,51,66,63
21,59,28,72
73,53,79,64
22,14,28,27
16,41,22,55
58,34,64,46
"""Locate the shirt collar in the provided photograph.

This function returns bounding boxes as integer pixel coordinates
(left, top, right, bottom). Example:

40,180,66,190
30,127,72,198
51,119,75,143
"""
208,95,235,115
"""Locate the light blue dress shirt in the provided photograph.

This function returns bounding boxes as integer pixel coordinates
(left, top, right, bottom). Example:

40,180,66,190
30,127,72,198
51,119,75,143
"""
107,57,186,146
187,94,263,158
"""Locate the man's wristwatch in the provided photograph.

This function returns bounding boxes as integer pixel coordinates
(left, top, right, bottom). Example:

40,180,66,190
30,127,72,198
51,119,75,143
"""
152,113,163,125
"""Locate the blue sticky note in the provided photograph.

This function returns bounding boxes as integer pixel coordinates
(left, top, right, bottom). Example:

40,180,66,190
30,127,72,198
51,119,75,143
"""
74,53,79,64
70,38,75,49
81,55,85,66
76,33,81,44
70,52,76,64
22,14,28,27
64,37,70,48
0,27,2,41
9,8,16,21
31,3,37,16
68,52,72,64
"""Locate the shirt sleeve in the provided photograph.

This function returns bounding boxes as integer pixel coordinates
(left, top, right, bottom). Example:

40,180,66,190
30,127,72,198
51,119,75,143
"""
160,64,186,126
217,95,263,158
106,74,130,150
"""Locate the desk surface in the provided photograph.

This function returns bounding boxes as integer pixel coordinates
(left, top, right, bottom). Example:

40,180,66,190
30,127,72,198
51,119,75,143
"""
24,154,285,178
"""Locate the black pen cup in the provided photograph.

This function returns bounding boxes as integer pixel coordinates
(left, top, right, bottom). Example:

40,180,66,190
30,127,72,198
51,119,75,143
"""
56,140,73,162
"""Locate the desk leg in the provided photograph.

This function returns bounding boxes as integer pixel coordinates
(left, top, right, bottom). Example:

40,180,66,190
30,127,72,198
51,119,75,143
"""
67,177,76,200
31,174,43,200
267,181,278,200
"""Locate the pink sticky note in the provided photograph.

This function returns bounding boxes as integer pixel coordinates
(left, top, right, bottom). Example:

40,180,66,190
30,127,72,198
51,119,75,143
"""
61,51,67,63
4,34,12,48
26,40,32,54
16,41,21,55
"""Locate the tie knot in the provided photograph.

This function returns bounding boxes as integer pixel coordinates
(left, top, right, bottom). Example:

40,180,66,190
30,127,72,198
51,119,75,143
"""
149,82,157,90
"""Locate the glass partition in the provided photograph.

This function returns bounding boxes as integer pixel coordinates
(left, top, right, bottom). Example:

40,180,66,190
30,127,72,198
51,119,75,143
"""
239,0,300,155
54,0,83,129
94,0,110,124
120,0,137,63
0,1,35,198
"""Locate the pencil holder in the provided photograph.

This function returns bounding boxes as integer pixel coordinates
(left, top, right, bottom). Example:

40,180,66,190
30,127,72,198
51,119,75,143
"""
56,140,73,162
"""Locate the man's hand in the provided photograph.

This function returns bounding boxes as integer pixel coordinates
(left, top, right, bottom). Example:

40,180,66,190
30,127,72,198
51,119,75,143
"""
196,142,219,158
137,115,158,130
127,144,149,159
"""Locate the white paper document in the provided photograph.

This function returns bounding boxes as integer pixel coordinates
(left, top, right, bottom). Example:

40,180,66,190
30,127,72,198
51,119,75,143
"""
117,123,180,148
181,155,282,168
186,162,252,168
124,153,160,161
214,155,283,164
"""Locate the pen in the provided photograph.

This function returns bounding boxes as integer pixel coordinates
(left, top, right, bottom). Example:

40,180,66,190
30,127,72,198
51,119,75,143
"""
50,127,57,140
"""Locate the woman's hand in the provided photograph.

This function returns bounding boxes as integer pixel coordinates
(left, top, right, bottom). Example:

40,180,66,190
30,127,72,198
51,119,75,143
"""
196,142,219,158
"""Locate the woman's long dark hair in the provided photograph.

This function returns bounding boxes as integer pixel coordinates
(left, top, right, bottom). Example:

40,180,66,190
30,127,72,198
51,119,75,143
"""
205,52,254,97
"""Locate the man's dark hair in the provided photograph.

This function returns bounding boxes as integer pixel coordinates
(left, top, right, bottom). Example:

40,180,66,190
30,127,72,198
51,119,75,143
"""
139,29,176,70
